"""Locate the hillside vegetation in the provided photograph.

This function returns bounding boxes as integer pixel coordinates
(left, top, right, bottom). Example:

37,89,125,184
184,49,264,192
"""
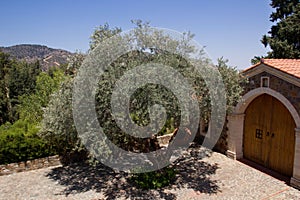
0,44,72,70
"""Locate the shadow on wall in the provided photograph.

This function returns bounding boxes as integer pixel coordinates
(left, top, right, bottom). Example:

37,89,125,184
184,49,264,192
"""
46,143,220,199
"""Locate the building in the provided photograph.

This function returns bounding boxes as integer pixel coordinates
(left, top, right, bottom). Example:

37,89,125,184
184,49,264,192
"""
227,59,300,189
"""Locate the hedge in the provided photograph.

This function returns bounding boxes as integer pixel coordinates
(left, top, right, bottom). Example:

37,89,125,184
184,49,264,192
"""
0,120,56,164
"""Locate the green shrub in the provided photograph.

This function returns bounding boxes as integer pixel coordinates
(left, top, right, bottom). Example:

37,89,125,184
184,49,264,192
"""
0,120,56,164
130,167,177,189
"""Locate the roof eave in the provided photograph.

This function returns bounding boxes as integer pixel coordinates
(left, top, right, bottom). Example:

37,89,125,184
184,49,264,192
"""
242,63,300,88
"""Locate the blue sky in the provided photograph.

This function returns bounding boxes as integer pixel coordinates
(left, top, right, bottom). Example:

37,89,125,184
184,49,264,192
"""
1,0,273,69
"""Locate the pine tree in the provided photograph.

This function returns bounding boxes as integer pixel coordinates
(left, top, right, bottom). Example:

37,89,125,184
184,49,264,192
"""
262,0,300,58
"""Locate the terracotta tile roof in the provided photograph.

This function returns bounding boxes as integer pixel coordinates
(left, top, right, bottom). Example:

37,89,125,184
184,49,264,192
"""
244,59,300,79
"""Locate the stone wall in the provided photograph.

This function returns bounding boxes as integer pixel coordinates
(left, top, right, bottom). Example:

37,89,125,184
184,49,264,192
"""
0,155,61,176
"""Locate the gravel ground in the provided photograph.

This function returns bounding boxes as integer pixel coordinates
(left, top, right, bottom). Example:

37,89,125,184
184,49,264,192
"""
0,144,300,200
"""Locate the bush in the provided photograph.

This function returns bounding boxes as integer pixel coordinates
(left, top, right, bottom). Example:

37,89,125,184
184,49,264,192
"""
0,120,56,164
130,167,177,189
38,79,89,165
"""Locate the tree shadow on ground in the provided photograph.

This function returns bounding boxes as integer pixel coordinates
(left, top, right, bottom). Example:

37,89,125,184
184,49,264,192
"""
46,143,220,199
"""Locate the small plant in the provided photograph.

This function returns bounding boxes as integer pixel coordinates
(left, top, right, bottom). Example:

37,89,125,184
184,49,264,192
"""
130,167,177,189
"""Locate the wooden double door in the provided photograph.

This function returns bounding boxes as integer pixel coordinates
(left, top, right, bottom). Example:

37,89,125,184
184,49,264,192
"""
244,94,296,177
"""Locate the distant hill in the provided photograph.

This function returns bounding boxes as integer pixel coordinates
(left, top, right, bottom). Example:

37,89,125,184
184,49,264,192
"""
0,44,73,70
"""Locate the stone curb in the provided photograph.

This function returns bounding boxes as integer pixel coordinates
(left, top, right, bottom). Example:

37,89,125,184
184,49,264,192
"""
0,155,61,176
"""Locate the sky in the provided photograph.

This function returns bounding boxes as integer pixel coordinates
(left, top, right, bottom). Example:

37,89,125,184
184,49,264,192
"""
0,0,274,69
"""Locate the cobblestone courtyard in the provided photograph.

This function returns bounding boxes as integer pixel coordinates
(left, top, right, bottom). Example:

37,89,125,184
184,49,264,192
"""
0,145,300,200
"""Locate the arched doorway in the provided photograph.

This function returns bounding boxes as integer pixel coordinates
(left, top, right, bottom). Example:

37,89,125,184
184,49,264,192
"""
227,87,300,189
243,94,296,177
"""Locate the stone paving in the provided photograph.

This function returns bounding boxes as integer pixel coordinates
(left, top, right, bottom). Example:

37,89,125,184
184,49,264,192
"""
0,145,300,199
175,151,300,200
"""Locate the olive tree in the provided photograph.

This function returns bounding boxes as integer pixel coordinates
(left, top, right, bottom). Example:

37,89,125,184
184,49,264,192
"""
39,20,245,167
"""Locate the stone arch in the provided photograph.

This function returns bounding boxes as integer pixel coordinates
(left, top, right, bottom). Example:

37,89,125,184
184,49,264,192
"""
234,87,300,127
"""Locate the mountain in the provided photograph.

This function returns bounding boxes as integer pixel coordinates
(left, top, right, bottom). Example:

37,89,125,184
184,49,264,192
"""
0,44,73,70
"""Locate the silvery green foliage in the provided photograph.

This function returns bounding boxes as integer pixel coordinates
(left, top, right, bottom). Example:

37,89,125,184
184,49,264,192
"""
40,21,245,165
38,79,83,156
66,52,86,76
89,24,202,153
89,23,122,51
217,57,247,113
